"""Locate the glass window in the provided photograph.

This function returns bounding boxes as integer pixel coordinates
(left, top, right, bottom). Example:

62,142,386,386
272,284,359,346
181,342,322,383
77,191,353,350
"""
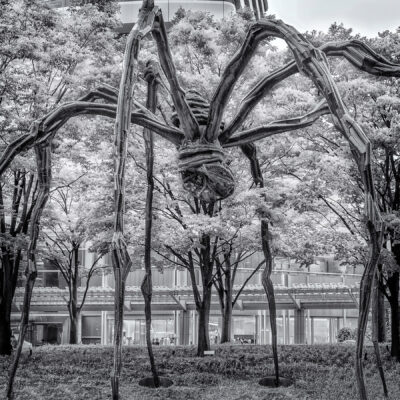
151,319,175,345
275,316,285,344
107,318,176,346
233,316,256,344
82,316,101,338
209,316,221,344
33,324,61,346
42,260,60,288
289,316,294,344
331,318,339,343
313,318,330,344
82,316,101,344
262,315,284,345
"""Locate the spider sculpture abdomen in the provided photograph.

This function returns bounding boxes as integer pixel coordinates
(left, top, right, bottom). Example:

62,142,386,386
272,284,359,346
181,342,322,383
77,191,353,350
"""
178,140,235,202
172,90,235,202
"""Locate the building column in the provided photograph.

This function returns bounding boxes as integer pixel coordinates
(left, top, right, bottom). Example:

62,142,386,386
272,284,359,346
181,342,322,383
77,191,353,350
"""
179,310,190,345
101,311,108,345
294,308,306,344
77,313,82,344
282,310,287,344
311,317,315,344
255,314,259,344
61,318,69,344
191,310,197,345
306,310,311,344
263,310,268,344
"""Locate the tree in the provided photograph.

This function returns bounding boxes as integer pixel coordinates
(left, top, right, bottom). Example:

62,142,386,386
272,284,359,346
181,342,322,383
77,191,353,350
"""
0,170,38,355
40,168,108,344
0,0,120,355
150,154,265,354
3,3,399,399
305,24,400,359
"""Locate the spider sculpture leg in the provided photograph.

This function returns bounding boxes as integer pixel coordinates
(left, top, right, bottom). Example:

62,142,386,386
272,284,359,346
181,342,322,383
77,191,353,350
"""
221,38,400,143
6,140,52,399
274,26,386,400
140,61,161,387
0,7,183,397
210,18,395,400
225,100,331,147
151,11,200,140
241,142,281,387
0,86,180,399
0,97,183,177
110,3,158,398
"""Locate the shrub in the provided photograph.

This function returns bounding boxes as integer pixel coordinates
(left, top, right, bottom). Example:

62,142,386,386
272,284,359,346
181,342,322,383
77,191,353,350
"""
337,327,355,342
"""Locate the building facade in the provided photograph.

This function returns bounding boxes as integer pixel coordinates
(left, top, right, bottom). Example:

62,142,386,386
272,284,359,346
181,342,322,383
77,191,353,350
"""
11,251,363,347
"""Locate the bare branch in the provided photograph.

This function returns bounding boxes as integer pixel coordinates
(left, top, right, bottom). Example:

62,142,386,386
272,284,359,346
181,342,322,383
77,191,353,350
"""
78,253,105,311
232,259,265,306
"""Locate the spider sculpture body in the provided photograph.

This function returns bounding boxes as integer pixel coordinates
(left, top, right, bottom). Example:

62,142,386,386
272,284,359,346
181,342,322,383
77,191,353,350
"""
175,90,235,202
2,1,400,399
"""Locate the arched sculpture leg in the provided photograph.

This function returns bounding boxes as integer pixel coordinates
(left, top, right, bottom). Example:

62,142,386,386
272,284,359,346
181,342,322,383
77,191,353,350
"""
6,140,52,399
240,143,281,387
260,219,280,385
140,62,161,388
213,19,393,399
372,269,388,397
218,39,400,144
110,3,157,399
280,35,385,400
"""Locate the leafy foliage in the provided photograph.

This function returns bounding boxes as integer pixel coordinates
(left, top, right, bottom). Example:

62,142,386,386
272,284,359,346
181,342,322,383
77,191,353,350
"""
1,345,399,399
337,327,356,342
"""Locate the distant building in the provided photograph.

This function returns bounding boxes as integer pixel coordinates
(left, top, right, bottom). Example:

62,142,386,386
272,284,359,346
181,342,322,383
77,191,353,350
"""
12,250,363,347
45,0,269,33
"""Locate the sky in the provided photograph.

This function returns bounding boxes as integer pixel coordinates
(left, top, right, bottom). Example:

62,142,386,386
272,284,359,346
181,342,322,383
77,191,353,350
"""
268,0,400,38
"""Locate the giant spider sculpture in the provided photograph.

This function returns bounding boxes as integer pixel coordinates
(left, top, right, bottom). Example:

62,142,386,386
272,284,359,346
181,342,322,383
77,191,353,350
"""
2,1,400,399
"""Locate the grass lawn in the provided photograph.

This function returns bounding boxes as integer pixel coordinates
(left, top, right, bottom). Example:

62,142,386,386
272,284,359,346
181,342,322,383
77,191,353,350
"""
1,344,400,399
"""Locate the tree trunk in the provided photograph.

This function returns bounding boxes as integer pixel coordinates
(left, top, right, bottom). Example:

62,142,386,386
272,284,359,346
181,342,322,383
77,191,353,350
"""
220,296,232,344
68,303,78,345
220,264,232,344
68,247,79,345
389,242,400,360
376,273,386,343
0,295,12,355
197,288,211,356
7,142,52,399
0,255,14,355
371,271,388,397
388,272,399,359
0,175,35,356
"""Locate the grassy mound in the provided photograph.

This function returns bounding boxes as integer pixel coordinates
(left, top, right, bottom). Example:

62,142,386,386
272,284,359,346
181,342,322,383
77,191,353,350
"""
1,344,400,399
